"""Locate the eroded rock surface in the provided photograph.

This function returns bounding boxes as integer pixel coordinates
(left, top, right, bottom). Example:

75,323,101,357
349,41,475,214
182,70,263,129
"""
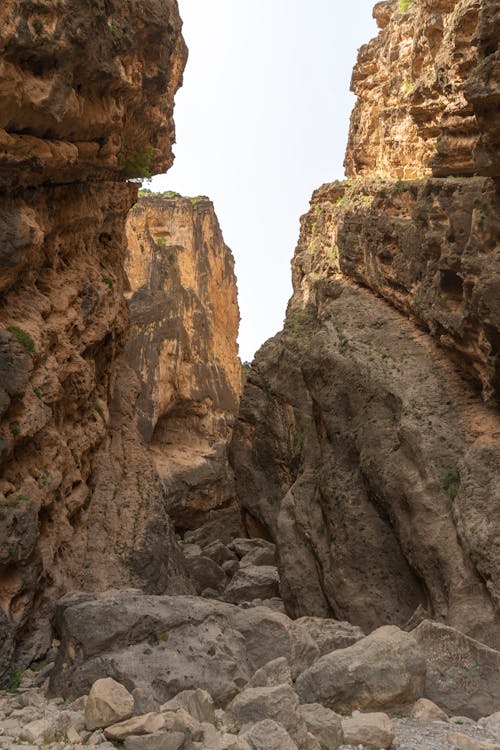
0,0,186,681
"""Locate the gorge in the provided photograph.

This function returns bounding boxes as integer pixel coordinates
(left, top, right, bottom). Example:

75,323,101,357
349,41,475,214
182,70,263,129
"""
0,1,499,749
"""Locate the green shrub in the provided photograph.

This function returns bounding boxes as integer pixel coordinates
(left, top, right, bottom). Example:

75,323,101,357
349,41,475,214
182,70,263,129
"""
7,326,36,354
8,669,22,692
33,18,43,34
399,0,415,12
102,276,113,288
120,146,158,179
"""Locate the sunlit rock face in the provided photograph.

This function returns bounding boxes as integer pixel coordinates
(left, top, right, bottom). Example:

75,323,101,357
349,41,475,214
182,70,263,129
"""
345,0,498,179
122,193,243,532
0,0,187,681
231,0,500,648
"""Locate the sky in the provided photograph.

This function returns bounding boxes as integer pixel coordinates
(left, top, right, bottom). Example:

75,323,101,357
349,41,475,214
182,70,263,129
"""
150,0,378,362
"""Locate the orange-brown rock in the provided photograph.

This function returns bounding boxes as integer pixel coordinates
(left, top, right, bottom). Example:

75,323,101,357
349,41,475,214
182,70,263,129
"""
345,0,495,179
0,0,186,682
124,192,242,530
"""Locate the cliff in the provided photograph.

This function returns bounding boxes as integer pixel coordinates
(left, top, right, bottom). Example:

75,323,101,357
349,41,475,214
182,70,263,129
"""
231,0,500,648
80,192,242,593
0,0,187,679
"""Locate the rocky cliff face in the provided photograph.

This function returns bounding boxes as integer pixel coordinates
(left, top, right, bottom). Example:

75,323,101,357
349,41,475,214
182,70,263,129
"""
0,0,187,679
345,0,498,179
80,193,242,593
232,0,500,648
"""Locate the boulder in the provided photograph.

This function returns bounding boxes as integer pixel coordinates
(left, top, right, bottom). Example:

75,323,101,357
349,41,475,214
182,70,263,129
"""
19,718,54,744
203,541,238,566
229,538,275,559
411,698,449,722
222,559,240,578
185,555,227,594
104,712,166,740
295,625,425,712
183,508,243,548
228,683,308,747
239,719,298,750
161,688,215,723
247,657,292,688
341,712,394,749
294,616,365,656
85,678,134,730
448,734,500,750
299,703,344,749
133,682,160,715
124,732,186,750
224,565,280,604
239,546,276,568
479,712,500,738
413,620,500,719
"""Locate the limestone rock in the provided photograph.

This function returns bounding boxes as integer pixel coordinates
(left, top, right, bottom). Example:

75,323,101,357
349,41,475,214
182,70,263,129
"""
183,507,244,548
104,712,166,741
0,0,187,682
161,689,215,724
299,703,344,749
239,719,299,750
124,733,186,750
85,678,134,731
223,565,280,604
341,712,394,749
448,733,500,750
411,698,449,723
229,539,275,560
19,718,54,744
247,657,292,688
186,556,227,595
239,546,276,568
479,712,500,739
294,617,365,656
227,684,308,748
295,626,425,712
413,620,500,719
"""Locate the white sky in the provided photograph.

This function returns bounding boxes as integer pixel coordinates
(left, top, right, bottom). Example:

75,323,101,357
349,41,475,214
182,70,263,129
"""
151,0,378,362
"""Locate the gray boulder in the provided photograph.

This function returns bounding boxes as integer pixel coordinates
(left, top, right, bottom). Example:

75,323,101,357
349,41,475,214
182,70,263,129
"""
224,565,280,604
229,684,308,747
299,703,344,749
239,719,298,750
295,625,425,712
294,616,365,656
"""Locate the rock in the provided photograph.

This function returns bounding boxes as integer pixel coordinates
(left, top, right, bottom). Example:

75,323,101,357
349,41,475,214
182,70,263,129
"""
133,683,160,715
227,684,308,748
222,560,240,578
239,547,276,568
67,726,83,743
104,712,166,741
295,625,425,712
239,719,299,750
341,712,394,749
85,678,134,731
202,541,238,566
224,565,280,604
479,712,500,738
247,657,292,688
124,732,186,750
185,556,227,595
411,698,449,722
181,544,203,560
448,733,500,750
413,620,500,719
299,703,344,749
294,617,365,656
229,539,275,560
184,508,244,548
161,689,215,723
19,718,54,744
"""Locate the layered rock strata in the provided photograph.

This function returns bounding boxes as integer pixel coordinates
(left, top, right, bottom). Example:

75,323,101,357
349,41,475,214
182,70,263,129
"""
231,0,500,647
0,0,186,681
345,0,498,179
124,193,242,531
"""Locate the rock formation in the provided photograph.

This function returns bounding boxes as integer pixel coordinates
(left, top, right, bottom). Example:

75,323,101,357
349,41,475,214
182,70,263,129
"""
231,0,500,648
0,0,187,678
124,192,242,531
81,192,242,593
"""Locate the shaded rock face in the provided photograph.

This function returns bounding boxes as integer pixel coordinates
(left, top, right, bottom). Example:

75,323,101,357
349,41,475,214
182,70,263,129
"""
231,0,500,645
0,0,186,681
123,194,242,530
345,0,496,179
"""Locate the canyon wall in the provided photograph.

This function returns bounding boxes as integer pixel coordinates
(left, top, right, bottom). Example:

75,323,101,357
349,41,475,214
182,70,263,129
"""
0,0,187,680
81,193,242,593
231,0,500,648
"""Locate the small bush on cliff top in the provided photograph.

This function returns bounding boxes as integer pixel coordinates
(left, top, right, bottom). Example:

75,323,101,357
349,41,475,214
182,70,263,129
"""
120,146,158,180
399,0,415,12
